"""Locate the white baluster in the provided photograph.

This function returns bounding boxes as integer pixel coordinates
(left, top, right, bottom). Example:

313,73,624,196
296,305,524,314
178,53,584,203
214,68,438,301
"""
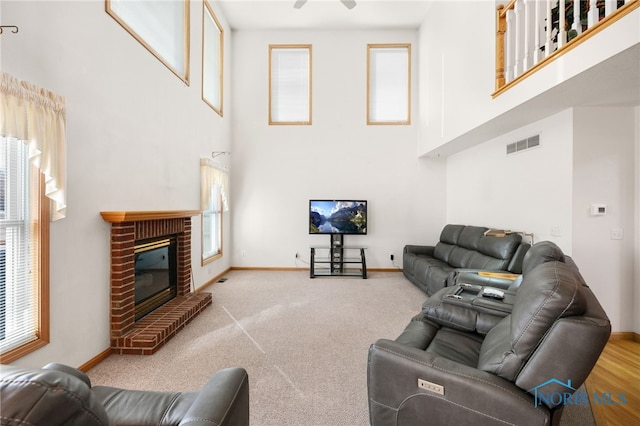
605,0,616,16
534,0,542,64
558,0,566,48
515,0,522,75
573,0,582,36
524,0,536,71
506,8,515,82
545,0,553,57
588,0,599,26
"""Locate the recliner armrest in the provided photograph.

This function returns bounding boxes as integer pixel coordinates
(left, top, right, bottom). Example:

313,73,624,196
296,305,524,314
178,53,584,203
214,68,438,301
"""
179,367,249,426
403,245,435,257
43,362,93,388
368,339,552,426
421,285,515,335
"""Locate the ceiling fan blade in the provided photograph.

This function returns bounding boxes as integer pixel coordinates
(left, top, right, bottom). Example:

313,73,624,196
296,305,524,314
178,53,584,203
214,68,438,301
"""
293,0,308,9
340,0,357,9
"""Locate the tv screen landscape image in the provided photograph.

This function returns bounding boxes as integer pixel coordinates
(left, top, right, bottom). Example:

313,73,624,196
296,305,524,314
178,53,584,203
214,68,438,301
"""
309,200,367,235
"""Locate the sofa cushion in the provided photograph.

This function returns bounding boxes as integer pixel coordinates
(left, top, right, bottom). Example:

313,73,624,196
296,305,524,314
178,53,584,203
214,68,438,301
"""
439,224,465,245
456,226,487,250
477,233,522,260
92,387,198,425
433,242,455,263
425,328,484,368
413,257,452,292
477,261,586,381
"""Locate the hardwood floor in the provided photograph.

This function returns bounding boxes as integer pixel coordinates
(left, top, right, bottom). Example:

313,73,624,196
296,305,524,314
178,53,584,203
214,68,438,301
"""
584,335,640,425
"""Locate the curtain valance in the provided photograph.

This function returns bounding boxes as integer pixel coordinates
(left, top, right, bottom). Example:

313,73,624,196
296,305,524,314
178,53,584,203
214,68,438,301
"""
1,72,67,220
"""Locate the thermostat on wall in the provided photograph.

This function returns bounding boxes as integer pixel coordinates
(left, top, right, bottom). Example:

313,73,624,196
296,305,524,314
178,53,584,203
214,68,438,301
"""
590,204,607,216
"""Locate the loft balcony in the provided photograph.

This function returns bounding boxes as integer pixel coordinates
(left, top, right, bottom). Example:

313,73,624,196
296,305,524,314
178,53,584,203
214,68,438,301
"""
419,0,638,157
494,0,639,96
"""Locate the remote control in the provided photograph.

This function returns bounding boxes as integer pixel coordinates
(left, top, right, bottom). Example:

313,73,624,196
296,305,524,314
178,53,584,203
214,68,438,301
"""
482,288,505,300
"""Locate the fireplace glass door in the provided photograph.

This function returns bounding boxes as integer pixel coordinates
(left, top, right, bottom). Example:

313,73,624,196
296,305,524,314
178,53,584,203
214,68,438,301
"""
134,236,178,320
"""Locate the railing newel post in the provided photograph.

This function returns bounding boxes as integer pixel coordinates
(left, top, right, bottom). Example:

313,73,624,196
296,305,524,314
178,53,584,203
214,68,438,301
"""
496,4,506,91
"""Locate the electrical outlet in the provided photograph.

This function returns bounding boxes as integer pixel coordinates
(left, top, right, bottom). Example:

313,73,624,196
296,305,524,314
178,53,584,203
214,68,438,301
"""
390,254,394,261
295,252,299,258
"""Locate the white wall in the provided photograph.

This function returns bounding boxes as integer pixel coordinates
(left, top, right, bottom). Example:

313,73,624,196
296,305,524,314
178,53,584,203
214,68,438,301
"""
572,107,637,333
417,0,496,155
230,29,447,269
3,0,233,367
446,110,574,252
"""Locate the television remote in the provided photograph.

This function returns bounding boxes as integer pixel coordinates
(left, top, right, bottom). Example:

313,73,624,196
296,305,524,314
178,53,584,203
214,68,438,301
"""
482,288,505,300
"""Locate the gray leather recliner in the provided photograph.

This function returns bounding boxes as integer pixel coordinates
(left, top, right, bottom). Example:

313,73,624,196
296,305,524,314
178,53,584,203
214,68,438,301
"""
0,362,249,426
368,241,611,426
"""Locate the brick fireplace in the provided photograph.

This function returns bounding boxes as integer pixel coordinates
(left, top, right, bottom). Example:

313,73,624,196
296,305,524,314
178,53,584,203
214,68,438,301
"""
101,210,212,355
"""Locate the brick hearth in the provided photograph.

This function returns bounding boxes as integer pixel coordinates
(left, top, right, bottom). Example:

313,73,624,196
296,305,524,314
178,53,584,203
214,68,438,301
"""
101,210,212,355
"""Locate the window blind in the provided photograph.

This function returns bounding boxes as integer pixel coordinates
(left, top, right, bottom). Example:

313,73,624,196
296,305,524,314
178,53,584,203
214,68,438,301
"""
368,45,411,124
0,137,39,353
270,46,311,124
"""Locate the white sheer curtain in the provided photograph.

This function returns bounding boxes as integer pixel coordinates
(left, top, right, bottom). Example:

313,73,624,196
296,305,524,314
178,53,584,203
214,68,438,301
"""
0,73,67,220
200,157,229,212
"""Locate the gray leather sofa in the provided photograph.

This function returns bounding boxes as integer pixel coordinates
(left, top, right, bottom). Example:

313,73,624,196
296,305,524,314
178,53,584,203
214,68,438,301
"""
403,224,530,295
369,241,611,426
0,362,249,426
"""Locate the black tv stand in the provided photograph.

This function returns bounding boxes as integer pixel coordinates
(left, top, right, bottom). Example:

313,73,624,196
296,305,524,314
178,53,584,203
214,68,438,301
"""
310,234,367,279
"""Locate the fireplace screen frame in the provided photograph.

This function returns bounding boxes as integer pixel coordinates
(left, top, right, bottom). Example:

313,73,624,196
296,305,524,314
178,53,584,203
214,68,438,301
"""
134,235,178,320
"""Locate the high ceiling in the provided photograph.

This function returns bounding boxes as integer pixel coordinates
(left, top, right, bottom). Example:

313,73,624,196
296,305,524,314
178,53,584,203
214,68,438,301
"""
215,0,433,30
216,0,639,155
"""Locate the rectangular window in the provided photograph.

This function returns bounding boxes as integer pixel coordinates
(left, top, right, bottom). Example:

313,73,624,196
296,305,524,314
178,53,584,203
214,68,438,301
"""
0,137,50,363
200,158,228,264
269,45,312,125
202,0,223,115
202,190,222,262
106,0,190,84
367,44,411,125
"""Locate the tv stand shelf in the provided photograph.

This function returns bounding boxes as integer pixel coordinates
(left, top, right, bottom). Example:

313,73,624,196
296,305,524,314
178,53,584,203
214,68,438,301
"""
309,246,367,279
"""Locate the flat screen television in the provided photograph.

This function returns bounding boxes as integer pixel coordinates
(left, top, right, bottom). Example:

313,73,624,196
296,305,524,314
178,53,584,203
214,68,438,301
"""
309,200,367,235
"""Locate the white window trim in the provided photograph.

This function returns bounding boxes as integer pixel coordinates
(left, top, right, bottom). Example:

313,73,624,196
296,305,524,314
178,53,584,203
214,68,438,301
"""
202,0,224,116
106,0,190,84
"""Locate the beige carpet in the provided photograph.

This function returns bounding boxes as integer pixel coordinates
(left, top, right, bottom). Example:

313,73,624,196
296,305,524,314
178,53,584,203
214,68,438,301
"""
87,270,594,425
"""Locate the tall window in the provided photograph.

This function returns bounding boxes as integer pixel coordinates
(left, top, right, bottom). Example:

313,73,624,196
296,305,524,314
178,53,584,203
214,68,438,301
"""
0,138,50,363
367,44,411,125
200,159,228,264
202,0,224,115
269,45,312,125
1,73,65,363
106,0,190,84
202,189,222,261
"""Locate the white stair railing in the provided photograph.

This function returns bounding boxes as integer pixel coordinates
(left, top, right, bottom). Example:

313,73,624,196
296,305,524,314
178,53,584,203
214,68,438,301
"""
495,0,638,94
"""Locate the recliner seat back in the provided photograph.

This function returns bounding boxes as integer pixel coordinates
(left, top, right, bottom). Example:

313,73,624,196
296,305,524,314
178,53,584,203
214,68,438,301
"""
477,259,611,408
433,225,524,272
0,365,110,425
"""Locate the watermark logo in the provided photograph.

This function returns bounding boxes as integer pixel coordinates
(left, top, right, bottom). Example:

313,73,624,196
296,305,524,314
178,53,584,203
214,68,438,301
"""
529,378,627,408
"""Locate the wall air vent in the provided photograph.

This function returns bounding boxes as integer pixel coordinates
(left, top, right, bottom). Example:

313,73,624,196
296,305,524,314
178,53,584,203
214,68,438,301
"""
507,134,540,155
